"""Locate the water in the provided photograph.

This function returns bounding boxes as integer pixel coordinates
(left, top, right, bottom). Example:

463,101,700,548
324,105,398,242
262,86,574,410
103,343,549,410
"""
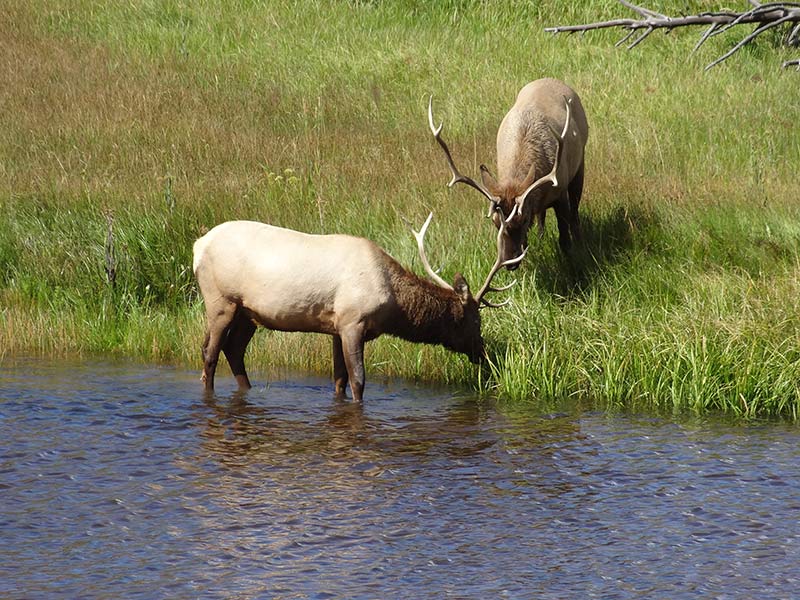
2,358,800,599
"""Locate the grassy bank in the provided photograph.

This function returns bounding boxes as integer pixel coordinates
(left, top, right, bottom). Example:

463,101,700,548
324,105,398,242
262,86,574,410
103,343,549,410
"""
1,1,799,418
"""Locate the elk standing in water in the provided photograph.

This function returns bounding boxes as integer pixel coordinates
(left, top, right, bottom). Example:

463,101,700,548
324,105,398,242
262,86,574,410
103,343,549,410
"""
192,214,522,402
429,78,589,268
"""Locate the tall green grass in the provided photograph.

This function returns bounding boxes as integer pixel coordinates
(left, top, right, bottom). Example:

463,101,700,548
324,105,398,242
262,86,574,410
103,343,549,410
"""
2,1,799,418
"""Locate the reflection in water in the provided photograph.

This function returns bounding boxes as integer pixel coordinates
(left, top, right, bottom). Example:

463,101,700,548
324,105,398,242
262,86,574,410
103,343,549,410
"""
198,388,504,466
1,359,800,599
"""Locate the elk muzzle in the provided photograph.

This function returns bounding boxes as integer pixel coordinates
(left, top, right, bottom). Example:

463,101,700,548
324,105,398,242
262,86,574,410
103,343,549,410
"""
468,339,486,364
500,231,527,271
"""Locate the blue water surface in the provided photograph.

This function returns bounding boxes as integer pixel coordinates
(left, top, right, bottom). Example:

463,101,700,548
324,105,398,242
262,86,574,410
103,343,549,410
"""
1,358,799,599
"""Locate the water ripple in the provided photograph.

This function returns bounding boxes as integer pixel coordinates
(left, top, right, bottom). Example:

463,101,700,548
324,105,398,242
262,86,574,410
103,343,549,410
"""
1,358,800,598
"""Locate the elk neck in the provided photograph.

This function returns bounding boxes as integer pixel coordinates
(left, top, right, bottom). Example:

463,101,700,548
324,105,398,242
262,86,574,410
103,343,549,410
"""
502,112,558,191
383,258,467,346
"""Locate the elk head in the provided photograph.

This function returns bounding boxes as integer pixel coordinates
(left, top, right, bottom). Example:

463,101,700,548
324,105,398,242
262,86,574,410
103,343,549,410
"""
428,96,572,269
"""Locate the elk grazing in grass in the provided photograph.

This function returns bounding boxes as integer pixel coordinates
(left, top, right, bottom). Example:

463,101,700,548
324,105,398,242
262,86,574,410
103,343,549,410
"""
192,214,523,402
429,78,589,268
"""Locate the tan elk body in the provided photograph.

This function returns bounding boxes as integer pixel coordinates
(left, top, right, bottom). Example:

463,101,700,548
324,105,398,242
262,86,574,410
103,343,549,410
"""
193,216,521,402
430,78,589,266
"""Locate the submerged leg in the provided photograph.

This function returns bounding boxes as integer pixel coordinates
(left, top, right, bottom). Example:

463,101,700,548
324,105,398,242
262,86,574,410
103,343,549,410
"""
201,330,211,365
201,299,238,391
222,314,257,390
339,325,366,402
332,334,349,398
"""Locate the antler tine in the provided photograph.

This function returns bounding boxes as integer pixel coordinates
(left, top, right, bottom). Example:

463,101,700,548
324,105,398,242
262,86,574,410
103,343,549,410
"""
515,97,572,203
409,212,454,291
428,96,497,205
475,214,527,308
480,297,513,309
504,202,520,224
486,280,517,293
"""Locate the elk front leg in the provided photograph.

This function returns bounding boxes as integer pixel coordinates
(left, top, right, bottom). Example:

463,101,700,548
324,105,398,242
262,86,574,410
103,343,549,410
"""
553,194,573,254
567,160,584,244
332,334,349,398
339,325,366,402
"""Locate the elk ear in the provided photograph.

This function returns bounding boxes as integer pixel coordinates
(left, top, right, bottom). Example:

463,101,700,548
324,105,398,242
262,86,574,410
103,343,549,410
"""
479,165,500,196
452,272,472,305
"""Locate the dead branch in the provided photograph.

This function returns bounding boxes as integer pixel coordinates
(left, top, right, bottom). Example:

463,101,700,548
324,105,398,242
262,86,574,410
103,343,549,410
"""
545,1,800,70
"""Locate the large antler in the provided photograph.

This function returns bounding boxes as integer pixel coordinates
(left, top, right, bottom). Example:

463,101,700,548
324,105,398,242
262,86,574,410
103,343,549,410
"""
545,1,800,70
428,96,497,205
516,97,572,208
475,205,528,309
409,212,454,291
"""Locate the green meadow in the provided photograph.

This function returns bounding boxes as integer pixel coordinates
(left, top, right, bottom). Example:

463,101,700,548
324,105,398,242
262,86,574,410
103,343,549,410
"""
2,1,799,418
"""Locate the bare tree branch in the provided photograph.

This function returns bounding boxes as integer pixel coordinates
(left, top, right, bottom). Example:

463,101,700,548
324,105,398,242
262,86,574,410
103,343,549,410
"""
706,12,797,69
545,1,800,70
788,22,800,44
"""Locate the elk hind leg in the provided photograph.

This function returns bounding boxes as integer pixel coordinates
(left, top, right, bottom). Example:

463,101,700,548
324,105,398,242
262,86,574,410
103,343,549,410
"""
201,299,238,391
222,313,257,390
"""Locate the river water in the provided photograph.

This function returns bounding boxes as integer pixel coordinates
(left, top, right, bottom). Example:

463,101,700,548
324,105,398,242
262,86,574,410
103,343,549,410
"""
1,358,799,599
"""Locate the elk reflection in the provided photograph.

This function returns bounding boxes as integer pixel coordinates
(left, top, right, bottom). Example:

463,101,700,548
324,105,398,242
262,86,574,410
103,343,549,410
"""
198,391,366,466
195,386,592,505
196,388,497,467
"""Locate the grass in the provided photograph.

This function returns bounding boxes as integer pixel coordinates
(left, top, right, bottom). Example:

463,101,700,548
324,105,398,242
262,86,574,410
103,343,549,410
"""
1,0,800,419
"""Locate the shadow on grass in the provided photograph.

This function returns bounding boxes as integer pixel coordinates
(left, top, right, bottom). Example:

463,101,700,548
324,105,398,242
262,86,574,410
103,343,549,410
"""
532,204,661,297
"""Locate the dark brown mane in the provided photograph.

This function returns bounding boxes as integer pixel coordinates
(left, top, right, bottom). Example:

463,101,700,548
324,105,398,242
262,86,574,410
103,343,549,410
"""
381,257,465,346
